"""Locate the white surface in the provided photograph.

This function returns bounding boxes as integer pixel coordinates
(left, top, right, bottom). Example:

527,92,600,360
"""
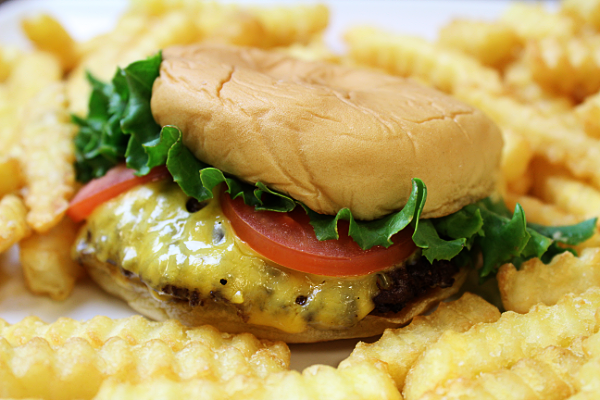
0,0,548,371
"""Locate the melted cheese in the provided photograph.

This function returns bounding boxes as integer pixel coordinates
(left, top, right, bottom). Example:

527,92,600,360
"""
75,181,384,333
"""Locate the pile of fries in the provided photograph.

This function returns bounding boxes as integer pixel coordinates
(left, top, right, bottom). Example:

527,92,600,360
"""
1,0,600,398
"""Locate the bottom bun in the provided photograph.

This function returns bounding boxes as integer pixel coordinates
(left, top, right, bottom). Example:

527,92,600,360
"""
83,254,468,343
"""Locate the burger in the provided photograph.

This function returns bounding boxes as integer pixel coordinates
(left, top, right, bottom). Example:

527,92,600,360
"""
68,44,594,342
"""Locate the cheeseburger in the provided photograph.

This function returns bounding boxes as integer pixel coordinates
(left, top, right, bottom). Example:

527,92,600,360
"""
69,44,593,342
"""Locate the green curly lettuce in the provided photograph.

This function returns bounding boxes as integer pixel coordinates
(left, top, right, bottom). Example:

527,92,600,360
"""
73,53,597,278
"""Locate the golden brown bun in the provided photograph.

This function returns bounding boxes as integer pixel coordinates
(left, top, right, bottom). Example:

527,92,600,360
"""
81,252,467,343
151,44,503,220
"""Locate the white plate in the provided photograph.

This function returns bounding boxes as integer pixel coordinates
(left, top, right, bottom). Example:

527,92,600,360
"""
0,0,549,371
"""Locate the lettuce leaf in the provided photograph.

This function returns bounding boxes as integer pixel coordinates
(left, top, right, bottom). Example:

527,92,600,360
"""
73,53,598,278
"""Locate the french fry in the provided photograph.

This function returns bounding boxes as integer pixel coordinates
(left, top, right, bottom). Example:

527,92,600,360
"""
0,85,19,158
127,0,328,48
21,13,78,72
67,11,197,115
0,334,288,400
93,361,401,400
1,50,61,157
118,10,198,65
339,293,500,389
531,172,600,221
561,0,600,31
344,26,503,95
575,91,600,138
19,82,76,233
249,4,329,48
504,193,581,227
19,217,83,301
419,345,586,400
498,248,600,313
503,59,575,115
500,129,533,189
0,195,30,255
66,13,150,115
437,20,520,69
501,3,577,41
403,288,600,400
0,315,290,362
0,45,22,82
68,3,330,115
6,51,61,109
455,86,600,189
0,157,23,197
524,36,600,102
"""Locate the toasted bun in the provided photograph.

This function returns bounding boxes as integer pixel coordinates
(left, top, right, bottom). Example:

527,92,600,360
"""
81,252,467,343
151,44,503,220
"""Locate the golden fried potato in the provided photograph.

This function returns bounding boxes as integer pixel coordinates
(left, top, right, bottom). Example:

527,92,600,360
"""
67,11,197,115
344,26,503,95
128,0,328,48
93,361,401,400
561,0,600,31
420,345,585,400
403,288,600,400
0,333,288,400
0,194,30,255
6,51,61,109
503,59,575,115
249,4,329,48
0,157,23,197
455,86,600,189
531,170,600,221
0,45,22,82
1,51,61,157
339,293,500,389
18,83,76,233
501,3,577,40
504,193,581,227
575,91,600,138
19,217,83,301
524,36,600,102
0,315,290,364
498,248,600,313
0,86,19,158
438,20,520,69
501,129,533,191
68,3,329,115
21,13,78,72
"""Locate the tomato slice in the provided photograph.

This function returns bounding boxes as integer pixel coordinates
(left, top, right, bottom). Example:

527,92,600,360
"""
221,192,417,277
67,165,171,223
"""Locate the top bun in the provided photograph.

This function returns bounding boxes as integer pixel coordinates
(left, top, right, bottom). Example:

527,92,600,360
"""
151,44,503,220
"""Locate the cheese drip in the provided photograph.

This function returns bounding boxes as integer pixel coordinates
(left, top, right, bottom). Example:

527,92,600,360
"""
75,181,382,333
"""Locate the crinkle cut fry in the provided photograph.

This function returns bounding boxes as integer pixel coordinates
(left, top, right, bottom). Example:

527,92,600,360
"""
0,333,288,400
18,82,76,233
403,287,600,400
500,2,577,41
344,26,503,95
437,19,520,69
339,292,500,388
498,248,600,313
0,315,289,366
561,0,600,33
0,194,30,254
455,86,600,189
93,361,402,400
419,345,586,400
524,35,600,101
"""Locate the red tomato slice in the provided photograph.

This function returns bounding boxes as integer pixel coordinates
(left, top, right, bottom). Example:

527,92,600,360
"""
67,165,171,223
221,192,417,277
